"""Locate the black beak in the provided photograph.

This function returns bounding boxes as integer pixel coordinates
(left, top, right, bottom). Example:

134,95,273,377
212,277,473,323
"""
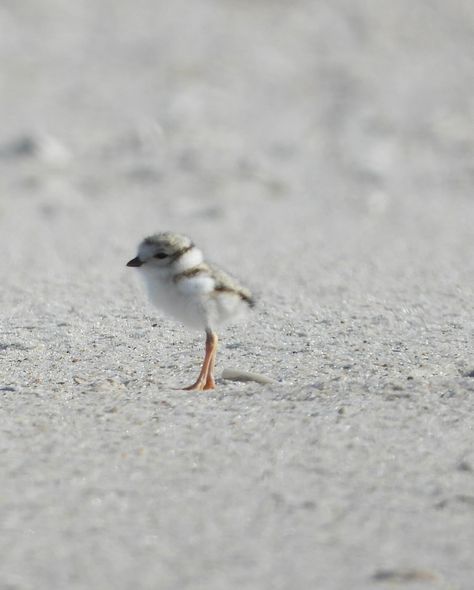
126,257,143,267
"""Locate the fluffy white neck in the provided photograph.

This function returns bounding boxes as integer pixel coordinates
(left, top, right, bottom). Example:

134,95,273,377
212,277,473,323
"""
172,247,204,273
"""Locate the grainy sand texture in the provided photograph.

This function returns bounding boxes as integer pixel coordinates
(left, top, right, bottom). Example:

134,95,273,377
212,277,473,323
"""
1,2,474,589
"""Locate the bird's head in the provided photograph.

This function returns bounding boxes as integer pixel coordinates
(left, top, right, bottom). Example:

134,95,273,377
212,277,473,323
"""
126,232,195,269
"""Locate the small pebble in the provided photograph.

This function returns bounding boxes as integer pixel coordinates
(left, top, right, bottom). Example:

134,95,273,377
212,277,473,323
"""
457,461,473,472
0,134,71,166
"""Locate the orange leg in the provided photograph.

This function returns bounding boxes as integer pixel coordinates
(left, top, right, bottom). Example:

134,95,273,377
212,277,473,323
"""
183,330,218,391
204,332,218,390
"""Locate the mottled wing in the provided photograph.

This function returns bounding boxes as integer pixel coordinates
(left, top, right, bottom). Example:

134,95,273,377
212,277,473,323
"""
209,265,255,308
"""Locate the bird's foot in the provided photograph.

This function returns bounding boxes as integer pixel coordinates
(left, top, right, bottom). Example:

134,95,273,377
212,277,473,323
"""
183,376,215,391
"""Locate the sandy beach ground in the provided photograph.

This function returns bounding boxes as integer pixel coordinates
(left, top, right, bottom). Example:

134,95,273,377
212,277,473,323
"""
1,1,474,588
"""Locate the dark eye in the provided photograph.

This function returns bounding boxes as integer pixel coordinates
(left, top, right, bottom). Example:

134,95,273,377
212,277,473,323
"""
154,252,168,259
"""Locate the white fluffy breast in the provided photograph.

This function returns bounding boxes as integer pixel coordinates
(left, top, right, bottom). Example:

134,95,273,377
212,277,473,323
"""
176,275,215,296
138,265,209,330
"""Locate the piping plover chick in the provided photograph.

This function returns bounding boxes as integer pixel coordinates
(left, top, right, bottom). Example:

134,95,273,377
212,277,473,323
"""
127,232,254,390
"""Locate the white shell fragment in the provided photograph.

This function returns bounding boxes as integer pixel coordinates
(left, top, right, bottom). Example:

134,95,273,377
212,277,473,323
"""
221,368,274,385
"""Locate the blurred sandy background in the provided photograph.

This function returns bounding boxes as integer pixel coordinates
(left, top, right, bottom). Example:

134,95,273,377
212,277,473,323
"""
1,2,474,589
